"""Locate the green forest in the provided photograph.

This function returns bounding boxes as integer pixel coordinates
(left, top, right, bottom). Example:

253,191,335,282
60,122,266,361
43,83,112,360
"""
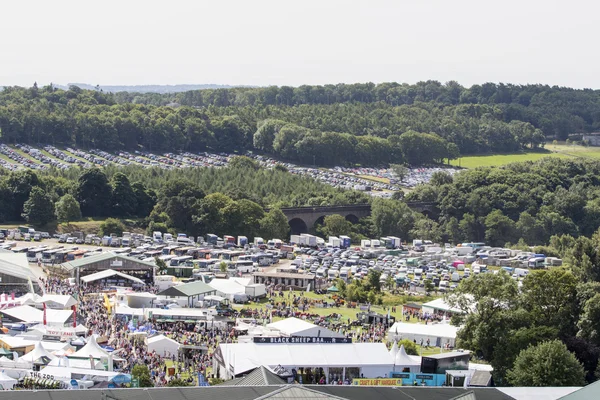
4,81,600,166
0,157,374,239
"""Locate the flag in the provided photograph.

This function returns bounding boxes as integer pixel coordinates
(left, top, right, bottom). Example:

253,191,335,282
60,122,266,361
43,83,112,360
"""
43,302,47,325
10,293,14,301
72,305,77,328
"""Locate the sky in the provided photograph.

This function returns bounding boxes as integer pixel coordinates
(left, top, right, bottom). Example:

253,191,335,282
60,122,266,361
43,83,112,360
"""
1,0,599,89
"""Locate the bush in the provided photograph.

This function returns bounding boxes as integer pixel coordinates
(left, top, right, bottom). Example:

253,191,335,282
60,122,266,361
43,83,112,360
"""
397,339,419,355
99,218,125,236
167,378,191,387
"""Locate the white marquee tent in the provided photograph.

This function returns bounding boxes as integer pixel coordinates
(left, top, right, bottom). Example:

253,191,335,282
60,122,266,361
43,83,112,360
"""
17,341,56,363
393,344,420,372
147,334,181,357
215,342,393,380
80,269,144,285
266,317,344,338
0,370,17,389
71,335,109,359
388,322,460,348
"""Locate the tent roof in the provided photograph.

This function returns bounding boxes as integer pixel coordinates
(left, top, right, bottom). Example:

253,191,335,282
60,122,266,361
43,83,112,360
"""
147,334,181,347
422,298,465,314
0,253,37,281
389,341,398,358
80,269,144,284
266,317,344,338
71,335,109,359
0,370,17,383
218,342,393,376
37,294,77,308
394,344,420,366
18,341,56,362
62,252,155,271
157,281,216,297
327,286,339,292
1,305,72,325
388,322,460,339
219,366,287,387
209,279,248,295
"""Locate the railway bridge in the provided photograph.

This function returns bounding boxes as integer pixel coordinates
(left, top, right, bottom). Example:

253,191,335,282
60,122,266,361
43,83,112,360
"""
279,202,438,235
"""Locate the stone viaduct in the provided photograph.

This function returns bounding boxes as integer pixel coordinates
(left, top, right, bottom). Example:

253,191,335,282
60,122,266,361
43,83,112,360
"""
279,202,438,235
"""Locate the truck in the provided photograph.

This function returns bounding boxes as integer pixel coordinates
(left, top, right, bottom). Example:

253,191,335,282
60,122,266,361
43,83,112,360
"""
514,268,530,277
339,266,351,281
300,234,316,247
528,255,546,269
388,236,401,249
339,235,351,249
237,236,248,247
223,235,235,245
328,236,341,248
206,234,218,245
153,231,163,242
245,284,267,299
361,239,371,248
254,237,264,246
163,233,173,242
290,235,300,245
370,239,381,248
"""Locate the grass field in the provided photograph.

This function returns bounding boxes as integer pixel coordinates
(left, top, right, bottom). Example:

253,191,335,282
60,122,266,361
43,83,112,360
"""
450,143,600,169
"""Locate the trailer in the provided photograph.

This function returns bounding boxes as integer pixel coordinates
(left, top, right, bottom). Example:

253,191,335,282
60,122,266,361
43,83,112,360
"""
245,284,267,299
290,235,300,245
339,235,351,249
328,236,341,248
237,236,248,247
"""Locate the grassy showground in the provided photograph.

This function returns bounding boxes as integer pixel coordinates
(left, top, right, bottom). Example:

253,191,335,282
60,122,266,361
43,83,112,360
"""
450,143,600,169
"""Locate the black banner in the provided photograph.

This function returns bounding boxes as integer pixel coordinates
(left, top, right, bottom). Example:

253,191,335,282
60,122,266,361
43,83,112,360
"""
416,374,434,380
253,336,352,344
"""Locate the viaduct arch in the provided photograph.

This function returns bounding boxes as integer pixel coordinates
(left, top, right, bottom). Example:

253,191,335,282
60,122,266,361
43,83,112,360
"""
279,202,438,235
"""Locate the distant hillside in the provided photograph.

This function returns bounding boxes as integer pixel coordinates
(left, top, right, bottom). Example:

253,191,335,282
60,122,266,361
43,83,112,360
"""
62,83,247,93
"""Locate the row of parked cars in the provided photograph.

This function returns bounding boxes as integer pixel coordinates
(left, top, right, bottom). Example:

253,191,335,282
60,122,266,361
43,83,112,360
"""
1,144,452,190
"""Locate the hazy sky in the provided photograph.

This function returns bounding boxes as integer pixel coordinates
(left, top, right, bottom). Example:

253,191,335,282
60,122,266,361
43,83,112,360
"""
1,0,598,88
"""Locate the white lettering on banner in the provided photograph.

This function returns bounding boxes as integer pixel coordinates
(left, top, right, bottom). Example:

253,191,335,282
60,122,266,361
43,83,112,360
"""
254,336,352,344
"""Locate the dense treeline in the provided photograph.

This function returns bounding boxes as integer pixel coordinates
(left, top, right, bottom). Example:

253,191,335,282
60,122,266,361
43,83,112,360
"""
116,81,600,140
406,158,600,246
0,157,371,238
6,81,598,166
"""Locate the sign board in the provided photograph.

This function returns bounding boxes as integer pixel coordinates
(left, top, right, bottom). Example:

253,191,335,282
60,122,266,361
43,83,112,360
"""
416,374,434,380
390,373,411,379
131,378,139,388
111,260,123,267
253,336,352,344
352,378,402,386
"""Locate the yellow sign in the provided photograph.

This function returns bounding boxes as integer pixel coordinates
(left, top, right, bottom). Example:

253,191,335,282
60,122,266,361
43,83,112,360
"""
352,378,402,386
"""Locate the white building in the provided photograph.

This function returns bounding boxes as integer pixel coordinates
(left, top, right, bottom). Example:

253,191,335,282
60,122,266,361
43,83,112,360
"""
213,342,393,382
388,322,460,348
265,317,345,339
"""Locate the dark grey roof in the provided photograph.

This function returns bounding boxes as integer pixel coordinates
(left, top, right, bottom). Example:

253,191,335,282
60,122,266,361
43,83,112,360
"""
0,385,515,400
219,366,287,386
469,370,493,387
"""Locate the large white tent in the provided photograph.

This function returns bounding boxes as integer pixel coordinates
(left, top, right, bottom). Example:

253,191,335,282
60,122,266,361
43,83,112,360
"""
388,322,459,348
147,334,181,357
266,317,344,338
0,305,72,326
71,335,109,359
80,269,144,285
393,344,420,372
0,370,17,389
17,341,56,363
208,278,249,303
36,294,77,309
215,342,393,380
